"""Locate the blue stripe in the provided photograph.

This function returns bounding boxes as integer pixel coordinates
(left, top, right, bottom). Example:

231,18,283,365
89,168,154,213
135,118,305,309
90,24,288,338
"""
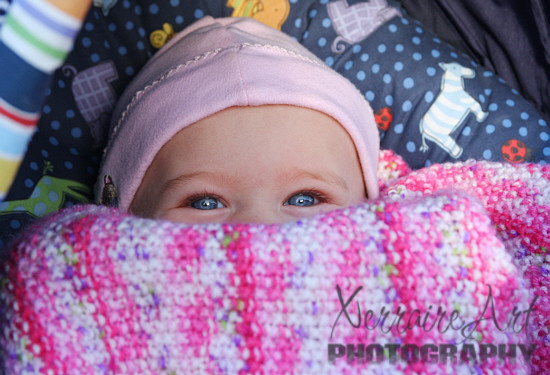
17,0,78,38
0,42,52,112
0,119,34,157
433,102,462,119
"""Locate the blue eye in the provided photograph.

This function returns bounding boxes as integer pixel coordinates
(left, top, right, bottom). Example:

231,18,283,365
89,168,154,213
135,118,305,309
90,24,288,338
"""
286,193,317,207
191,197,225,210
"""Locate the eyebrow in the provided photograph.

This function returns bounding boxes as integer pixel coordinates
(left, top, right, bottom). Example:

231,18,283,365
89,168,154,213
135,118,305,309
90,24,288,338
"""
282,169,349,191
160,171,216,196
160,168,349,196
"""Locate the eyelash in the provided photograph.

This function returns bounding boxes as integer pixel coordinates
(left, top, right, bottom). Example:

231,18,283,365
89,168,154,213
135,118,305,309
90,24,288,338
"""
180,190,225,208
180,188,331,207
284,188,330,205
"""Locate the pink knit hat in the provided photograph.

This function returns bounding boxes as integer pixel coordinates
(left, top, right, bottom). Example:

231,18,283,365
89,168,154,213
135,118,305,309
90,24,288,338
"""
96,16,380,212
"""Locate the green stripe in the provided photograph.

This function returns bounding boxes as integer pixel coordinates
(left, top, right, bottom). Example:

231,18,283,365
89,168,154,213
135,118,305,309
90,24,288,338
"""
243,1,254,16
6,14,66,61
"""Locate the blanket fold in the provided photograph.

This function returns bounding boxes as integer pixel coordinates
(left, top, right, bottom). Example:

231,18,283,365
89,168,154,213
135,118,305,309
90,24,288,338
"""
1,150,549,374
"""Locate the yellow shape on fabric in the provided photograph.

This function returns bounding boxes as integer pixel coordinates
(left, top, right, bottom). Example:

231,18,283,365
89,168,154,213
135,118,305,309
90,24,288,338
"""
227,0,290,30
0,157,20,198
150,23,175,49
0,161,91,217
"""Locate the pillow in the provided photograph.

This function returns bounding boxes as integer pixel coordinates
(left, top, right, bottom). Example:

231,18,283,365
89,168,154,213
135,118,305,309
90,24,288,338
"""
290,0,549,168
1,0,548,254
0,0,226,250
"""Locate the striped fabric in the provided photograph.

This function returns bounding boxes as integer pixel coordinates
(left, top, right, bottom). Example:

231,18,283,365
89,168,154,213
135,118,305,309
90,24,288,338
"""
0,97,37,197
0,0,83,201
1,0,81,73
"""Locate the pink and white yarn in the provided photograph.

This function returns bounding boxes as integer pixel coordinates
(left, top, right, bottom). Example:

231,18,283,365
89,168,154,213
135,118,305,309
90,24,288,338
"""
1,150,548,374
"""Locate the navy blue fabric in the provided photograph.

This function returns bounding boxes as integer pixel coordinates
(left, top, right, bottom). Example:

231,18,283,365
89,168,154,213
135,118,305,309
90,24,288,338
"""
1,0,549,255
297,10,549,168
0,43,52,111
399,0,550,126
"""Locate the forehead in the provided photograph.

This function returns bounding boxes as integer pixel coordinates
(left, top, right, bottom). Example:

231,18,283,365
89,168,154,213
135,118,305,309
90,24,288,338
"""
157,105,358,168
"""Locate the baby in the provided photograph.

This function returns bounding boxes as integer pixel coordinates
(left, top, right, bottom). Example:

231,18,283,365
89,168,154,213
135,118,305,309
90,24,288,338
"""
96,16,380,224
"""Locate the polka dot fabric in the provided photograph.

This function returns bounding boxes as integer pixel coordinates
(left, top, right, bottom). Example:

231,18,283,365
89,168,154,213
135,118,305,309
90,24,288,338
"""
0,0,233,253
2,150,549,374
1,0,548,255
287,3,549,169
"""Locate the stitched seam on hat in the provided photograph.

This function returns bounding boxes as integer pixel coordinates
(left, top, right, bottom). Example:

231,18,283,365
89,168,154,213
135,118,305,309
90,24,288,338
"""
235,46,249,105
241,42,327,68
104,43,331,155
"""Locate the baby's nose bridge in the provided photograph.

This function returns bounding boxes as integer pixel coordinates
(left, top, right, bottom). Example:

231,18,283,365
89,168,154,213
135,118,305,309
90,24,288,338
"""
228,203,285,225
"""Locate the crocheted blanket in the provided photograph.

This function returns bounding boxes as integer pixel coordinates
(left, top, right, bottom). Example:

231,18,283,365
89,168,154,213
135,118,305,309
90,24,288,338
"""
1,151,549,374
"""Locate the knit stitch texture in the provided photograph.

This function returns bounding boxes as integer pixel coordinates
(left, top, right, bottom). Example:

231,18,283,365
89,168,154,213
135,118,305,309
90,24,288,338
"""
1,150,548,374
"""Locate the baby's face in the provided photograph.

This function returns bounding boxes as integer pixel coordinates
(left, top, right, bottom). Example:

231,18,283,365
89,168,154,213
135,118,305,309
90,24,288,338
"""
130,105,366,224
